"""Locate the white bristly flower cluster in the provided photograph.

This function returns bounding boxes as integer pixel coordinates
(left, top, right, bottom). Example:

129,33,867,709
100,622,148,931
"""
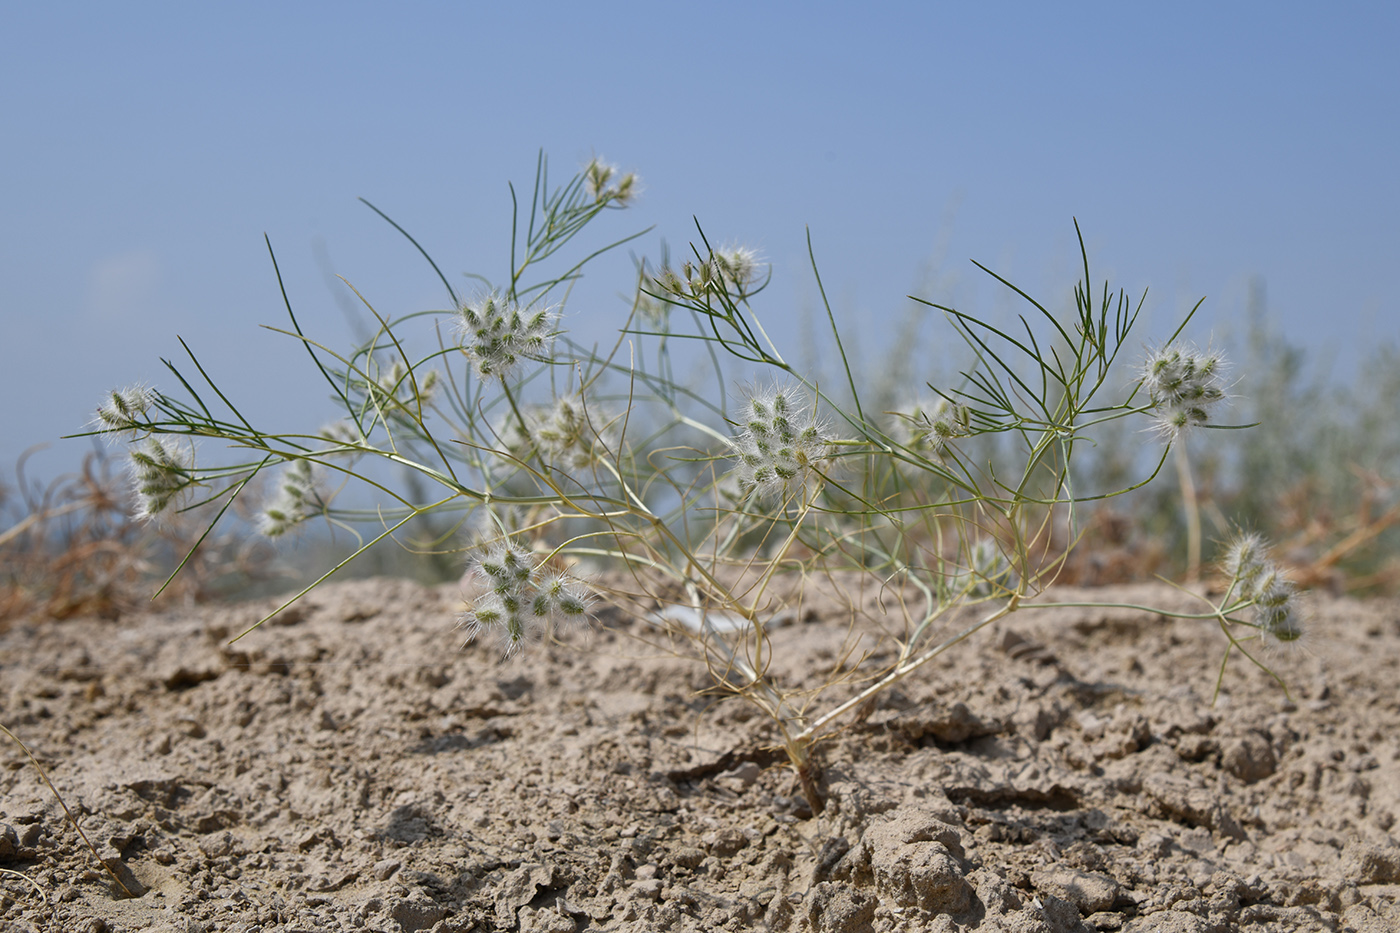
94,385,157,439
654,244,766,301
460,540,592,657
128,436,196,523
710,245,763,295
584,158,639,206
917,397,971,462
497,394,611,472
456,292,557,380
1140,343,1228,438
373,360,439,412
95,385,201,523
888,397,970,463
1222,533,1302,645
729,384,834,501
260,458,323,537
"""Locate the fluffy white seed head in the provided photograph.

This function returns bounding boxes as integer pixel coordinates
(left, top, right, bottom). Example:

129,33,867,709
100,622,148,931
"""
1222,533,1270,591
490,394,613,475
127,436,195,523
530,571,593,622
711,245,763,295
1220,532,1304,645
374,360,439,409
456,292,558,380
528,394,612,470
887,397,960,453
1140,343,1229,438
920,398,971,462
886,396,972,461
1255,572,1302,645
728,383,834,501
651,244,765,302
94,385,157,439
584,158,640,206
260,458,323,537
460,539,594,657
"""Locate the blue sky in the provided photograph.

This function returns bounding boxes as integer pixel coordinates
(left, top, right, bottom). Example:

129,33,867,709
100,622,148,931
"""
4,2,1397,486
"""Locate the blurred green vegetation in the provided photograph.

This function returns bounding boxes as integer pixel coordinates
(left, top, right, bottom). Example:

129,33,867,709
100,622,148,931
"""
1079,278,1399,592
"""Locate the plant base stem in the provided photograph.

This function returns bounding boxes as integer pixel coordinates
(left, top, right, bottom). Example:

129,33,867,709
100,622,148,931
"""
787,745,826,815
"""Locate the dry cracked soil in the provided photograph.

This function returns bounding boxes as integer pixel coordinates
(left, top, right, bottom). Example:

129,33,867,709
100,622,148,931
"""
2,577,1399,932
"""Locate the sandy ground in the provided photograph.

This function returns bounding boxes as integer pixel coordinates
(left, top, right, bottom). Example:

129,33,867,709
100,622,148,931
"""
1,577,1398,932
